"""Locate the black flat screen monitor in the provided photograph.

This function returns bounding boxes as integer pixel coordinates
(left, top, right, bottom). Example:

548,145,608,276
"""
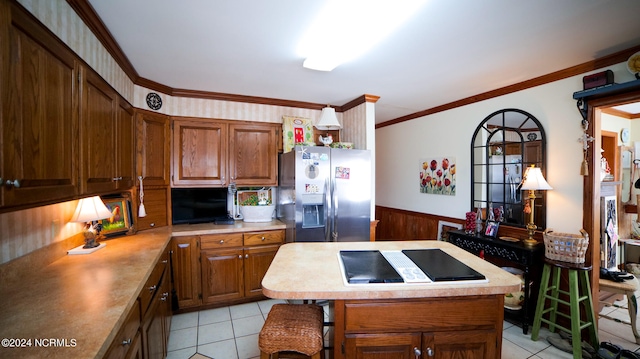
171,188,228,225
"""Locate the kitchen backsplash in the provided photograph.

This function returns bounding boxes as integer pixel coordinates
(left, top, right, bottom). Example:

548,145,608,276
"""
0,200,83,265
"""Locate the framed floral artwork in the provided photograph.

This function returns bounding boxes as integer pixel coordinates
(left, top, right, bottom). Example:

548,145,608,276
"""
282,116,315,152
419,157,456,195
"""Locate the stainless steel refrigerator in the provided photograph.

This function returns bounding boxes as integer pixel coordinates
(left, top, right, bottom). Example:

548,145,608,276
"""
277,146,371,242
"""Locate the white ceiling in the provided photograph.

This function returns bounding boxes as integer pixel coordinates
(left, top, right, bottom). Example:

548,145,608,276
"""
87,0,640,124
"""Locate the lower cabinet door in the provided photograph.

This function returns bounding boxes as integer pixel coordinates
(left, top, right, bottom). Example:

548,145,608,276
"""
201,248,244,304
345,332,422,359
243,245,279,298
425,330,497,359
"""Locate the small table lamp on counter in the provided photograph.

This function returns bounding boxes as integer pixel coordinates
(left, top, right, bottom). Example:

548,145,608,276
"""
68,196,113,254
520,165,552,247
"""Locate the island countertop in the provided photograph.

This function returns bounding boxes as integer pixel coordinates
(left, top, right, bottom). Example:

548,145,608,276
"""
261,240,522,300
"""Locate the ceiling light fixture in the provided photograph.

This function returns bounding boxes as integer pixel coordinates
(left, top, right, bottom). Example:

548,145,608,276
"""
315,105,342,130
299,0,427,71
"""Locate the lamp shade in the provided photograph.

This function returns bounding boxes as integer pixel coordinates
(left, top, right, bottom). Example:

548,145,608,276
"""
520,166,552,191
70,196,113,223
315,105,342,130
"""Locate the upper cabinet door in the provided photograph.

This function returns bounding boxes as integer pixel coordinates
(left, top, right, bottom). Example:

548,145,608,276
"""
172,119,228,187
116,97,135,190
136,110,171,187
1,3,79,208
229,123,278,186
80,68,119,194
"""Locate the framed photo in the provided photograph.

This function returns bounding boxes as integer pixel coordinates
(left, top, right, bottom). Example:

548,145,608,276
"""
437,220,463,241
100,194,135,237
484,220,500,238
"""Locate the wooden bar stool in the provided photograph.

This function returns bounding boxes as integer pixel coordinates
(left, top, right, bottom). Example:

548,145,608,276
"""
531,258,598,359
599,276,640,344
258,304,324,359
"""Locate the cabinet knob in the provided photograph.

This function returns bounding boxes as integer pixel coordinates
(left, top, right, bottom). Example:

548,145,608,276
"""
5,179,20,188
121,338,132,346
245,254,249,258
150,223,155,227
426,347,434,357
219,240,225,244
261,236,265,241
413,347,421,358
148,285,157,292
238,254,242,259
112,176,122,181
162,260,168,264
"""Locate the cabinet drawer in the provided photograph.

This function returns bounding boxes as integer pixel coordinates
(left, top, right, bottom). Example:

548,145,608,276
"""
244,230,284,246
104,301,141,359
201,233,243,249
343,296,501,333
139,250,168,315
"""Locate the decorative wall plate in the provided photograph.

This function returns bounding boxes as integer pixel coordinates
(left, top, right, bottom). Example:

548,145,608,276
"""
146,92,162,110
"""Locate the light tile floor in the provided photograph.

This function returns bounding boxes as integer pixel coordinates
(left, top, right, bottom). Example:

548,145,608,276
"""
166,296,640,359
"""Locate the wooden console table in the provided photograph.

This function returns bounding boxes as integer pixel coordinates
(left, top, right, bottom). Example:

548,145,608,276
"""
447,230,544,334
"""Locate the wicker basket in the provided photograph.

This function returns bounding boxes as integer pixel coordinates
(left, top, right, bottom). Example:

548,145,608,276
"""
543,228,589,263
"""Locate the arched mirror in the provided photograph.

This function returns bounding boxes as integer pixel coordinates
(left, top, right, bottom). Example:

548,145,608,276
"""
472,109,547,229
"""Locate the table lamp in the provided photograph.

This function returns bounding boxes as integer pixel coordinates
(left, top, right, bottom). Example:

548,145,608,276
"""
520,165,552,247
70,196,113,248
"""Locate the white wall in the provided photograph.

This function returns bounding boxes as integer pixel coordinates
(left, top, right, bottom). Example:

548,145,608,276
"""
376,63,636,233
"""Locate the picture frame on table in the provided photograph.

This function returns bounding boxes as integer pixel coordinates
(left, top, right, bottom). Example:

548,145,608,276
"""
437,220,463,241
100,194,135,237
484,220,500,238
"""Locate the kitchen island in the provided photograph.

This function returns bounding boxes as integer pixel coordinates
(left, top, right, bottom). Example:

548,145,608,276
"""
261,240,521,359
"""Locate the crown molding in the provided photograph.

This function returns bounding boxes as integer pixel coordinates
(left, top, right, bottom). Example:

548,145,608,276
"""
376,45,640,129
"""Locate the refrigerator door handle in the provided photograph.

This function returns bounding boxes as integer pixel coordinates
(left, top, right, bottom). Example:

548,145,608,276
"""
332,175,338,242
324,177,331,242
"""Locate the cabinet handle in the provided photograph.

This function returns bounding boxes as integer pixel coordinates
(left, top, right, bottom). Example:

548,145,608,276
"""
413,347,421,358
219,240,224,244
221,175,226,186
112,176,122,181
162,260,168,264
148,285,157,292
160,292,168,301
150,223,155,227
261,236,266,241
238,255,242,259
121,338,132,346
245,254,249,258
5,179,20,188
426,347,434,357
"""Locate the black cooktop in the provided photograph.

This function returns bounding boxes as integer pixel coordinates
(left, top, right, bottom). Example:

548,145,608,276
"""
339,249,485,284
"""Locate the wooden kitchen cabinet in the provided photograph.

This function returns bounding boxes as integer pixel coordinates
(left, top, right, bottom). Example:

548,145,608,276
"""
174,229,283,308
172,119,228,186
140,247,171,359
171,118,278,187
171,236,201,308
338,296,501,359
1,2,79,208
229,122,278,186
104,302,142,359
136,109,171,187
80,68,134,194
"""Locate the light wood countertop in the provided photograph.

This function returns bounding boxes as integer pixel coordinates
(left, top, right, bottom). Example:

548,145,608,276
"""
262,241,522,300
0,219,285,359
